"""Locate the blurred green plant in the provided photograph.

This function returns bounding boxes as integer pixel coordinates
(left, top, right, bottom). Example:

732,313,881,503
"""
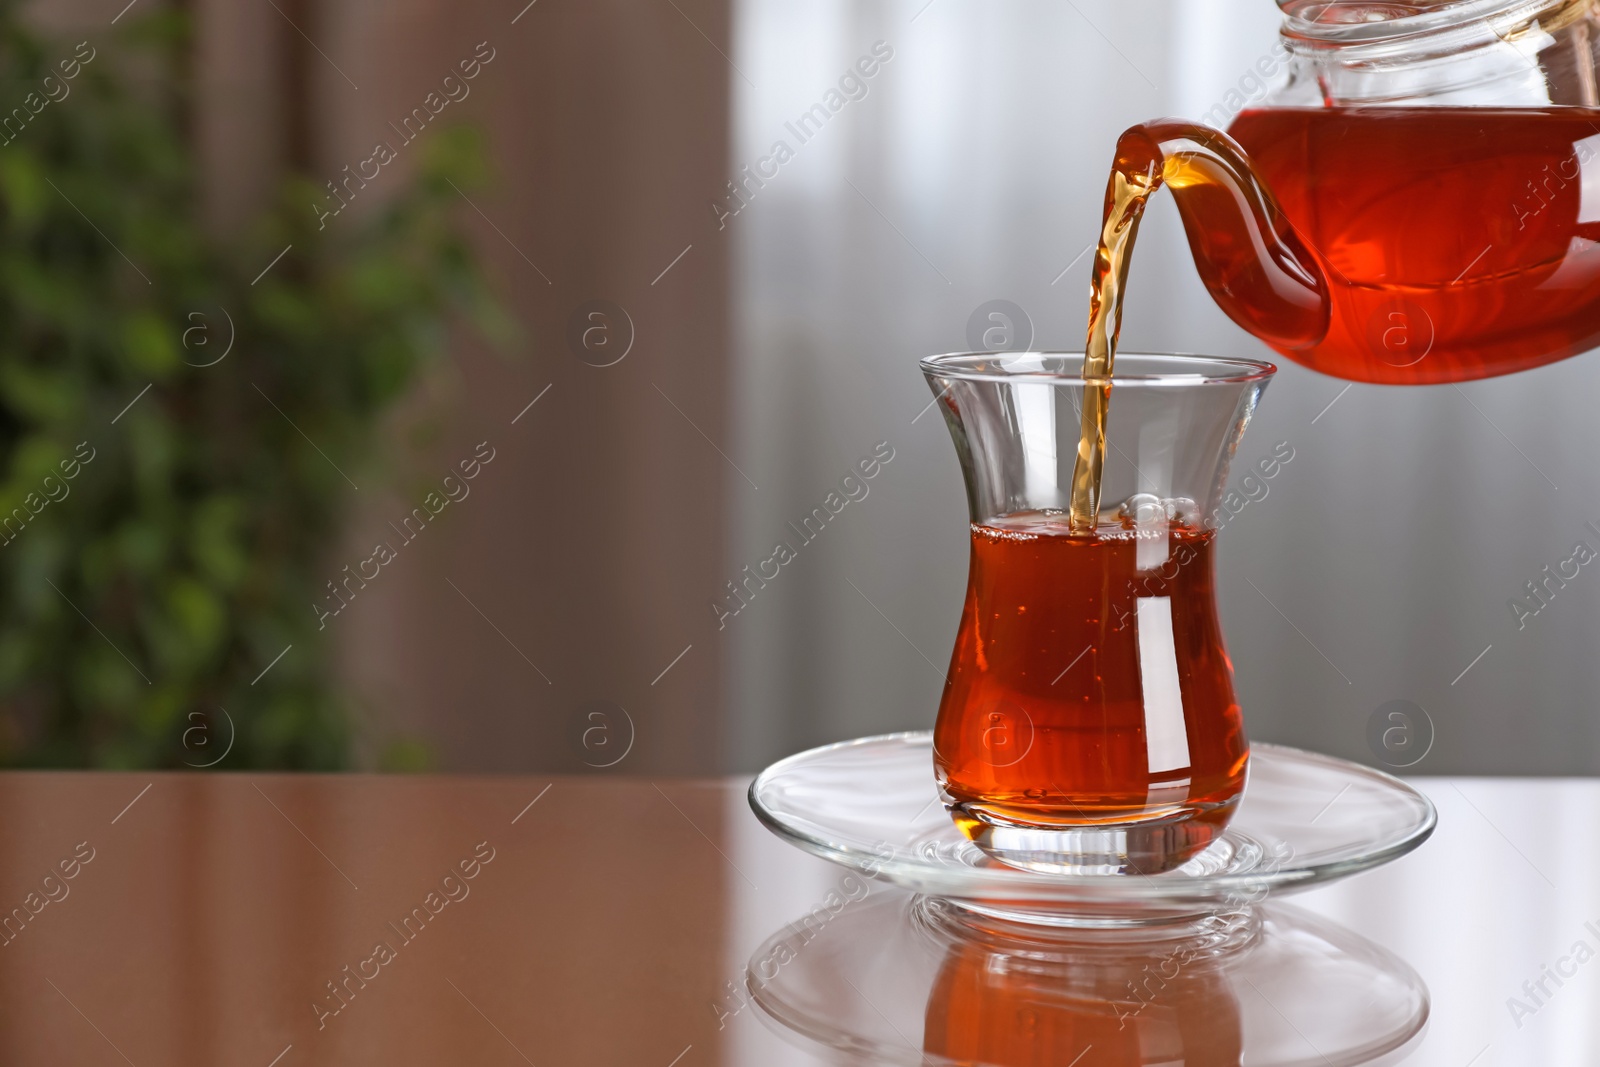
0,13,505,767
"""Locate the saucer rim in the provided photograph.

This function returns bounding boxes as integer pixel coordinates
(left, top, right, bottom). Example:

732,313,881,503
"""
748,732,1438,903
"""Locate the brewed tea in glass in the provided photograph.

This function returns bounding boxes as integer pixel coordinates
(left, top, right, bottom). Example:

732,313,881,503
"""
923,352,1274,875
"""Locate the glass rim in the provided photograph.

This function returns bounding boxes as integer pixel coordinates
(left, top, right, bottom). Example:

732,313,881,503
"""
920,351,1278,387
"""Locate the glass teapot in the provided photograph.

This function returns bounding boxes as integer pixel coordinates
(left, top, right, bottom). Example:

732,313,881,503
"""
1133,0,1600,383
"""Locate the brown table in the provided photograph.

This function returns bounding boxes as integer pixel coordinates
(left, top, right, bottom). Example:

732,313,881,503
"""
0,772,1581,1065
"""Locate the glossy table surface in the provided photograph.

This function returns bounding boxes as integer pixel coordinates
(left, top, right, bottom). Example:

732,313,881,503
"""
0,771,1588,1066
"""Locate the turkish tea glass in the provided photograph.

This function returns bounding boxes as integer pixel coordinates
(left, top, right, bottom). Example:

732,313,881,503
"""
923,352,1275,876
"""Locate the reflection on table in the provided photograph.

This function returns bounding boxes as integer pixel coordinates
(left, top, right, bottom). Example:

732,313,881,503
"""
747,890,1425,1066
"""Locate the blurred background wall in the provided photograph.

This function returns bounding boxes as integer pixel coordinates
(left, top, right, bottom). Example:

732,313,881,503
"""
23,0,1597,775
194,0,738,774
317,0,735,775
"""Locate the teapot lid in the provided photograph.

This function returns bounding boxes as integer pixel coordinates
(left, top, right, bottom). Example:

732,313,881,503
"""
1280,0,1472,13
1273,0,1589,104
1278,0,1579,32
1279,0,1583,47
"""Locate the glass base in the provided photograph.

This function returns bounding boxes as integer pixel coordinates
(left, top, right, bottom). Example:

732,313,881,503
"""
921,894,1262,948
946,794,1240,875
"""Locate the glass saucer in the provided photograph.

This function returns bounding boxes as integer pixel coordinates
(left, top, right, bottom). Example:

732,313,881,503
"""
746,891,1429,1067
748,732,1436,926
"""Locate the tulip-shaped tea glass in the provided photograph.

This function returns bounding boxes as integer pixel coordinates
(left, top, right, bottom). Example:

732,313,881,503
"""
923,352,1275,876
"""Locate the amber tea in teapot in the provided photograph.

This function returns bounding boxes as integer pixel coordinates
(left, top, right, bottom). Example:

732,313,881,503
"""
1231,105,1600,383
1164,0,1600,382
1091,108,1600,386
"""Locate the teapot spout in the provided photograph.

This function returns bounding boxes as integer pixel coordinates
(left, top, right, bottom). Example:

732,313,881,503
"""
1094,121,1330,355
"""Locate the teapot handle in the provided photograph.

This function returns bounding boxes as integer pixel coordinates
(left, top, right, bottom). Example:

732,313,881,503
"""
1088,120,1329,359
